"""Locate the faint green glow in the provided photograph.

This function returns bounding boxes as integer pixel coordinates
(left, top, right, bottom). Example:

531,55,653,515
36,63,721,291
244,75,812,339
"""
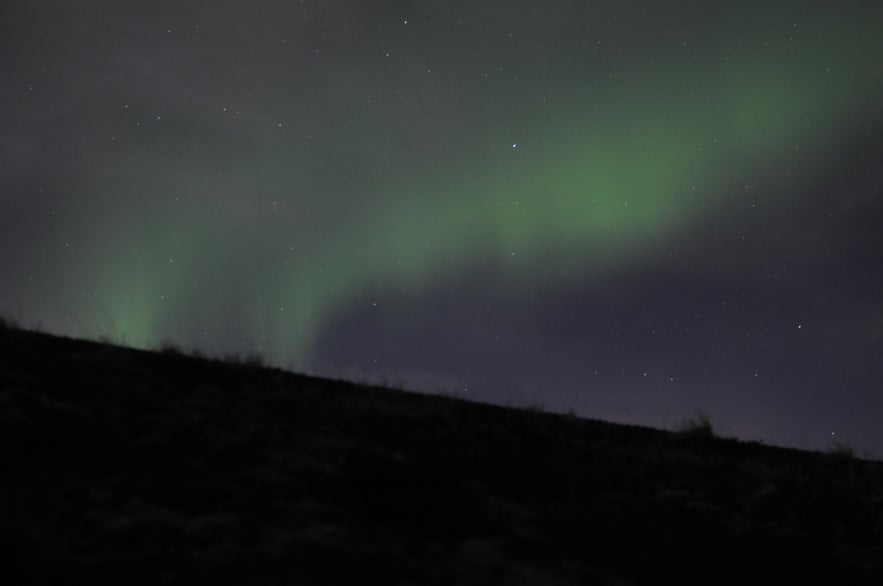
79,7,883,366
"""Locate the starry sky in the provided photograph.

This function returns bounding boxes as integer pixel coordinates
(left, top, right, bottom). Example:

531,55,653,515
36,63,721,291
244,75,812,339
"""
2,0,882,456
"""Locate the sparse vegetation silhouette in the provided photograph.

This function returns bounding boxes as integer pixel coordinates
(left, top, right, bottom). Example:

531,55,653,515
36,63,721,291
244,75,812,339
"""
2,325,883,585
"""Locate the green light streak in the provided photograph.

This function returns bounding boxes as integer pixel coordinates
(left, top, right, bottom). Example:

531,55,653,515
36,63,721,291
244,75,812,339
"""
79,7,883,366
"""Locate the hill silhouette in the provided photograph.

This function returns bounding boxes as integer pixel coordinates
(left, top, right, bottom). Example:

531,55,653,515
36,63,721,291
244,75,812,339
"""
2,323,882,585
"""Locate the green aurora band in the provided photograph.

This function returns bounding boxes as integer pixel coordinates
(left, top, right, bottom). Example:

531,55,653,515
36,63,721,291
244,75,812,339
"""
73,7,882,367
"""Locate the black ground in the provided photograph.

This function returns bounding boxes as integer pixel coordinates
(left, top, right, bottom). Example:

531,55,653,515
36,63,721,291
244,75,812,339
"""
2,324,882,584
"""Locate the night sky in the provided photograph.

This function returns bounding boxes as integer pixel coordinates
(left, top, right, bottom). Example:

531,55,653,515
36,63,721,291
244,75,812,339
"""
2,1,882,456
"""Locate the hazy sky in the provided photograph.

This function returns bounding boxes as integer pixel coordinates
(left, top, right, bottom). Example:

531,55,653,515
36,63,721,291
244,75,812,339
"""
2,0,882,455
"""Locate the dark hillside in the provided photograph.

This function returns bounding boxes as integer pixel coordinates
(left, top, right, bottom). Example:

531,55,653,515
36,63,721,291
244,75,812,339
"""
2,325,882,585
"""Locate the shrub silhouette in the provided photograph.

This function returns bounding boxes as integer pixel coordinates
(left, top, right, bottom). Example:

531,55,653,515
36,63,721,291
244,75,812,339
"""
676,413,715,441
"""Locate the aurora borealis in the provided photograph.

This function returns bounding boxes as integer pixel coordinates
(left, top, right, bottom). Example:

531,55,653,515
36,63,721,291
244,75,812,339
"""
2,1,882,455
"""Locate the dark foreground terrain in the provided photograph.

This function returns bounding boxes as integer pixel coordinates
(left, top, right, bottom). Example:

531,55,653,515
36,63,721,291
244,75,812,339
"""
2,325,882,585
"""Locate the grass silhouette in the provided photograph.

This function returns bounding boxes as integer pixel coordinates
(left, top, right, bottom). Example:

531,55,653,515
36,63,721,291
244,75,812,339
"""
675,412,716,440
2,325,883,585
